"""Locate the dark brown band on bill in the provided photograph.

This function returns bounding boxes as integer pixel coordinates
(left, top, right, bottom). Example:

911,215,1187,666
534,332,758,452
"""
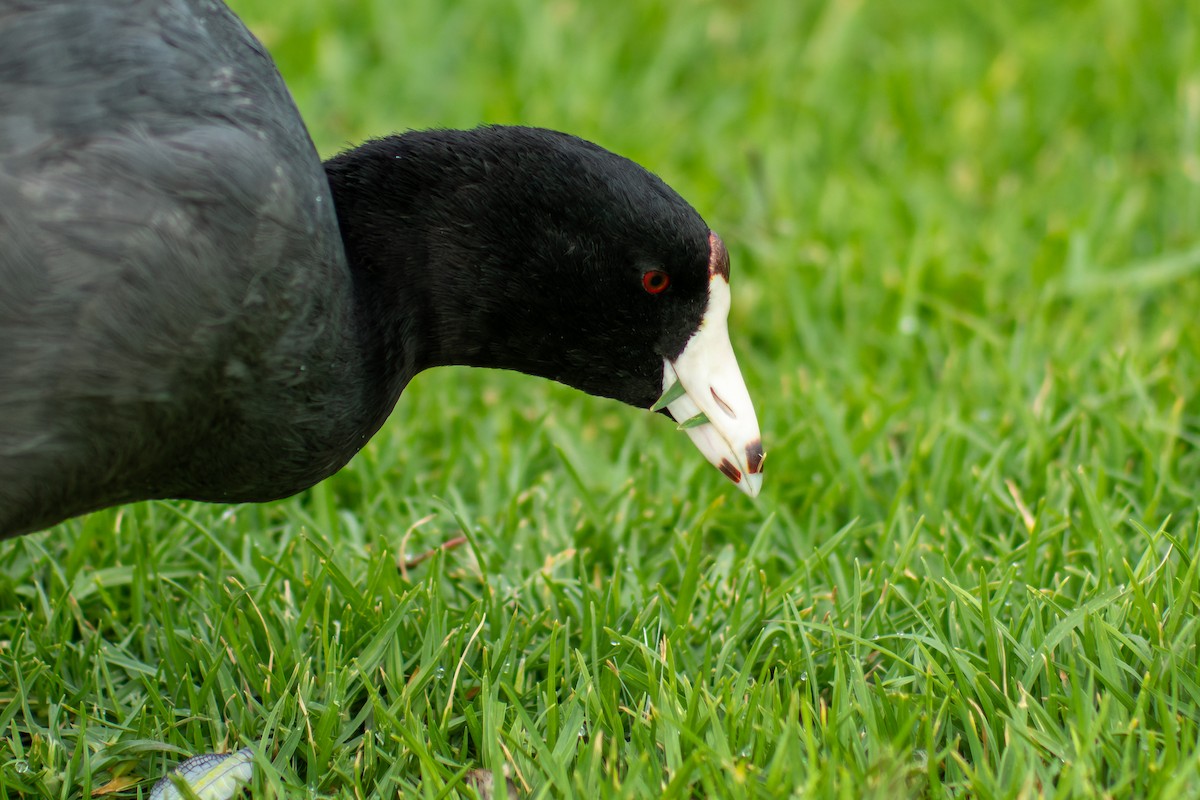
718,458,742,483
745,440,765,474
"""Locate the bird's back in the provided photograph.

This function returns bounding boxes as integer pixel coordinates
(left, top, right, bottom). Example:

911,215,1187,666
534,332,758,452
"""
0,0,353,536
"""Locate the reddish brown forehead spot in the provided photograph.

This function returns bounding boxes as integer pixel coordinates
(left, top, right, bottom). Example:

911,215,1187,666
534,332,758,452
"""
708,231,730,281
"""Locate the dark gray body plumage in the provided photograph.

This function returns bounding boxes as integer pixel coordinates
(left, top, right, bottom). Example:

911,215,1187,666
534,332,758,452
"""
0,0,383,535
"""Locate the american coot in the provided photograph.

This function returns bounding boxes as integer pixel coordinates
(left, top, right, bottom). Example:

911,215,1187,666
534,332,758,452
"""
0,0,763,539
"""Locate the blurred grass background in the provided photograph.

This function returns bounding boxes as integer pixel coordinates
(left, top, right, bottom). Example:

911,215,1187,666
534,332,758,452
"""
3,0,1200,797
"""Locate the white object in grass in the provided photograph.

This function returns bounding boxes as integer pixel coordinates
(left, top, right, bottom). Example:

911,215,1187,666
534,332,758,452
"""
149,748,254,800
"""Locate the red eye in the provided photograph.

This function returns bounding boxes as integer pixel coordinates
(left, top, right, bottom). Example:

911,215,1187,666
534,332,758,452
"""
642,270,670,294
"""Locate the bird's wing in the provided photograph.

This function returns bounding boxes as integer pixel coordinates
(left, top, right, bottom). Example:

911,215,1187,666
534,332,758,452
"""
0,0,343,533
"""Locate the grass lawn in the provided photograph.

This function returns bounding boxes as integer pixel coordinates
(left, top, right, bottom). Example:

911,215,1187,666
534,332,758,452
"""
3,0,1200,797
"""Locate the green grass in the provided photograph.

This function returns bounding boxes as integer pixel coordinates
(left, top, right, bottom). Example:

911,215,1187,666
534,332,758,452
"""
4,0,1200,797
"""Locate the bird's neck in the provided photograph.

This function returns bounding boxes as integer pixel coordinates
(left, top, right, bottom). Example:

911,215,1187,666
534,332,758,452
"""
324,135,552,384
324,146,437,389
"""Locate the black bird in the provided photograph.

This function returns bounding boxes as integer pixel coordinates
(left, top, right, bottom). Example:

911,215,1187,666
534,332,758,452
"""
0,0,763,538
